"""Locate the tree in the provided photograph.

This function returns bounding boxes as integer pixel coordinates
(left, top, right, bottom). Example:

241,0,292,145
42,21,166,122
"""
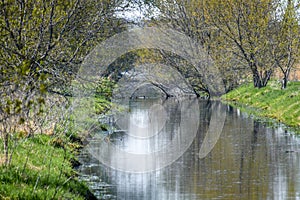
202,0,278,88
143,0,251,92
0,0,123,165
102,48,207,97
270,0,300,89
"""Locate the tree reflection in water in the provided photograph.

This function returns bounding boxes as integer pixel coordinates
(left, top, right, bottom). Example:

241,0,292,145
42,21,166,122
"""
78,99,300,200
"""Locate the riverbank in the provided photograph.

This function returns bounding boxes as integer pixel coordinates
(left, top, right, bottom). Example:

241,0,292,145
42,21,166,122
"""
222,81,300,134
0,134,95,199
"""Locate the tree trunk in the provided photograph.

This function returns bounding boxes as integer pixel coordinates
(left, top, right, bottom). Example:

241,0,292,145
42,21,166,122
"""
252,67,272,88
3,133,9,166
281,67,291,89
281,75,288,89
150,82,173,99
253,72,263,88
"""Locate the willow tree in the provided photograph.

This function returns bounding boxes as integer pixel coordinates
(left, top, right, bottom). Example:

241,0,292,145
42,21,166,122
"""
0,0,123,165
203,0,278,88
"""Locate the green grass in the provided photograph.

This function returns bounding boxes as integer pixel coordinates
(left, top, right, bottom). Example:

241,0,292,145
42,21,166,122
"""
222,81,300,134
0,78,116,199
0,134,91,200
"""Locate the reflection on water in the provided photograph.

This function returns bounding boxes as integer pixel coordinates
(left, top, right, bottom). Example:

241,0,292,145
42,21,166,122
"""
78,98,300,200
86,98,202,172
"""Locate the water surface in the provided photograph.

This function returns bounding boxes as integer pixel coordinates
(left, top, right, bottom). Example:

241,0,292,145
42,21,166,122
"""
78,98,300,199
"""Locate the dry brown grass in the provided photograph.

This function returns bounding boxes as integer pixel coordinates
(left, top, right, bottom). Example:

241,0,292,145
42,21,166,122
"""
0,154,5,166
27,163,43,171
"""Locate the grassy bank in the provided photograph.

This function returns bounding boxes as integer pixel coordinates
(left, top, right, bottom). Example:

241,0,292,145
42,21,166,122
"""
0,134,93,199
222,81,300,134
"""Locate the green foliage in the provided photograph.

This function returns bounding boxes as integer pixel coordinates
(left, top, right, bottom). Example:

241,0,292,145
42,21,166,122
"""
152,0,300,89
270,0,300,88
0,0,124,165
222,81,300,133
94,97,112,115
95,78,116,101
70,78,116,137
0,134,89,199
